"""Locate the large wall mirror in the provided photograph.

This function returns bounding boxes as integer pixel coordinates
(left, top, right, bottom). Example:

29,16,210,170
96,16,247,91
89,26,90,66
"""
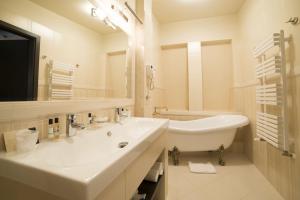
0,0,134,102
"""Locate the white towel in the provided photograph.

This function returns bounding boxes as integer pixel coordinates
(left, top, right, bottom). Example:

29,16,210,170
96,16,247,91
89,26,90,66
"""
144,168,160,182
131,190,146,200
144,162,164,182
188,162,216,174
152,162,164,175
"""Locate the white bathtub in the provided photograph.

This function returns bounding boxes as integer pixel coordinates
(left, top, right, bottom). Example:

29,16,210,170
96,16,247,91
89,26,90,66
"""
167,115,249,151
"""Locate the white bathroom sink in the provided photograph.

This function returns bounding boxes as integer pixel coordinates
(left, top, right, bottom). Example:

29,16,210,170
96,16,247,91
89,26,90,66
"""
0,117,169,200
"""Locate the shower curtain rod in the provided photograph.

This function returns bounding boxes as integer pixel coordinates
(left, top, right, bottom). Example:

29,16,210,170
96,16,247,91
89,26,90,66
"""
125,2,143,24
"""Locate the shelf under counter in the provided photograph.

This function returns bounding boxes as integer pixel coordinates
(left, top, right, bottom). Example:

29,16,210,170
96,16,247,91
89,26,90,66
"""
138,175,163,200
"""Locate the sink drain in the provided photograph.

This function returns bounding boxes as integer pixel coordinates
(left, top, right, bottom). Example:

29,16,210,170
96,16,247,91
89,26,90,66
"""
118,142,128,148
107,131,112,136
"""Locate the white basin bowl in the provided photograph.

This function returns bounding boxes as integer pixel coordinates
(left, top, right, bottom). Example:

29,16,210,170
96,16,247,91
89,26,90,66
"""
0,117,169,200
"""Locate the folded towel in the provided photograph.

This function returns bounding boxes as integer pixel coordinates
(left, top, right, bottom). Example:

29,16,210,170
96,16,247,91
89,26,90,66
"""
152,162,164,175
188,162,216,174
144,168,160,182
131,190,146,200
144,162,164,182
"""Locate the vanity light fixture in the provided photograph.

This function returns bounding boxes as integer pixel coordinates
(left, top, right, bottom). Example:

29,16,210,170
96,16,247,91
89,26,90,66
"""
91,7,97,17
91,7,106,20
89,0,130,33
91,7,116,29
89,0,118,28
104,17,117,29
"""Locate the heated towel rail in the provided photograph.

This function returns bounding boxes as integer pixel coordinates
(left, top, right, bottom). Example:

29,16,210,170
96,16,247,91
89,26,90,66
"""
48,60,75,100
253,30,293,157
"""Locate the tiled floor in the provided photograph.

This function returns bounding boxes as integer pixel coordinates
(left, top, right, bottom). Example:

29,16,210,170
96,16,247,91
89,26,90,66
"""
167,153,284,200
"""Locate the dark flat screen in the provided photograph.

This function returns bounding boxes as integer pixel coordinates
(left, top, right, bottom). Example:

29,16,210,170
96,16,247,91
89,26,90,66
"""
0,21,40,101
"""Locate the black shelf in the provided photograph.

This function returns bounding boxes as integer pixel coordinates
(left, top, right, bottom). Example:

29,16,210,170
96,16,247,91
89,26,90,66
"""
138,175,163,200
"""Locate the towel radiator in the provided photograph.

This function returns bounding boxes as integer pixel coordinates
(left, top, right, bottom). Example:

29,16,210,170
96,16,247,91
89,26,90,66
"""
48,60,75,100
253,30,293,157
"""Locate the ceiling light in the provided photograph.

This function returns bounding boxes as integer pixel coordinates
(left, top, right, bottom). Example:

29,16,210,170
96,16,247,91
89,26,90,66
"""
104,18,117,29
89,0,129,32
91,8,106,20
91,8,97,17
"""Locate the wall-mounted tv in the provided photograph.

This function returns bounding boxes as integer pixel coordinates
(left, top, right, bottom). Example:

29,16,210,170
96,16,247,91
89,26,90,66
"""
0,20,40,101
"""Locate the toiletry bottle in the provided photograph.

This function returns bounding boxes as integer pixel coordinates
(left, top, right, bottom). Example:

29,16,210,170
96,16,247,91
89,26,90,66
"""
54,117,60,139
53,118,57,133
48,119,54,139
29,127,39,144
88,113,92,125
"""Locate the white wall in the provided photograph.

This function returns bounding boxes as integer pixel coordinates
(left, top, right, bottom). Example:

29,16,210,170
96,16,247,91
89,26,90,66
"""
158,14,239,111
237,0,300,84
106,52,127,98
160,14,238,45
103,31,128,53
161,46,188,110
142,0,165,116
160,14,240,85
187,42,203,110
235,0,300,199
202,41,234,111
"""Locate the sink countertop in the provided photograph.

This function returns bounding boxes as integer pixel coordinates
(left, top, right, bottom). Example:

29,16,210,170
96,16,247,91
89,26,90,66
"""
0,117,169,200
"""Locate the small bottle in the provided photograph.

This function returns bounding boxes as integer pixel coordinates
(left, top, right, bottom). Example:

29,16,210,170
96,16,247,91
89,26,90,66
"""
48,119,54,139
54,117,60,139
29,127,39,144
88,113,92,125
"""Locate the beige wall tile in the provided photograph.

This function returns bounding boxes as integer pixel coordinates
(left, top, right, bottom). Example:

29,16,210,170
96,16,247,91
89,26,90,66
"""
161,46,189,110
234,0,300,199
0,106,134,152
202,41,234,111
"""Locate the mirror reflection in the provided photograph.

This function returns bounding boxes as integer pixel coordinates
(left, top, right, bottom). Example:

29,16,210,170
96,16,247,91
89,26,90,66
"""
104,32,130,98
0,0,132,101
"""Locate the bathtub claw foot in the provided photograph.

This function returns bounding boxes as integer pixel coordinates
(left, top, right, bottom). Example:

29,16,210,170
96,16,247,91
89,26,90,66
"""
219,159,225,166
218,145,226,166
170,146,180,165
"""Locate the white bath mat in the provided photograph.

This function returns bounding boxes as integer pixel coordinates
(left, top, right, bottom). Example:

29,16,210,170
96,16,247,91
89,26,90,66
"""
188,162,216,174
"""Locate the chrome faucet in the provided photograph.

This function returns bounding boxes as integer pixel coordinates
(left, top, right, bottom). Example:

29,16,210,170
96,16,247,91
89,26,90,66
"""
115,107,129,123
66,114,85,137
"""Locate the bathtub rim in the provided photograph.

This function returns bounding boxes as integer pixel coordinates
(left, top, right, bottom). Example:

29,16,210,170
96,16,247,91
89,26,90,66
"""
168,115,249,135
157,109,241,117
